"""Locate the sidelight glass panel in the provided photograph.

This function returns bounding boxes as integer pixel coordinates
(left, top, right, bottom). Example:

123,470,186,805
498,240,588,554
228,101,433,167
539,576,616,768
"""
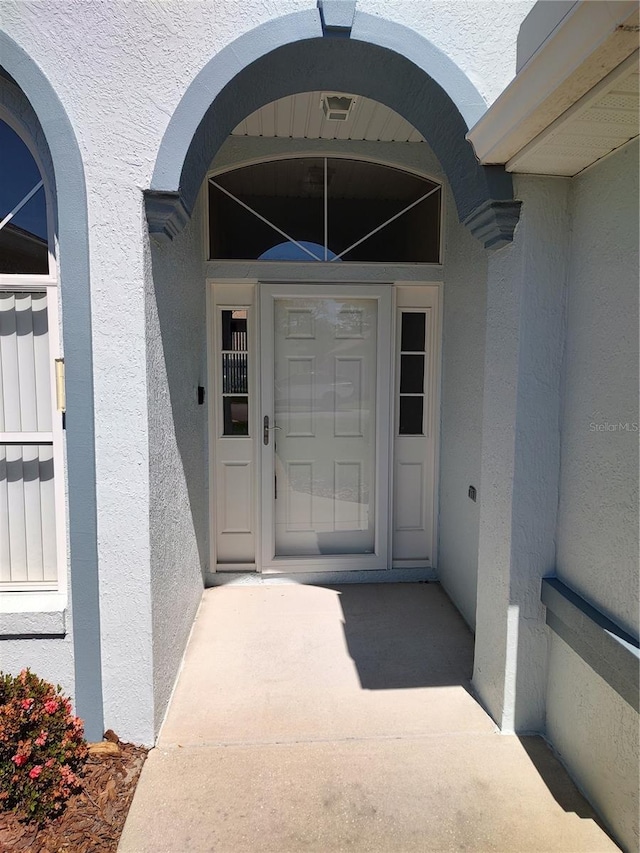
400,312,425,352
399,397,423,436
221,309,249,436
398,310,427,436
223,397,249,436
222,353,248,394
400,354,424,394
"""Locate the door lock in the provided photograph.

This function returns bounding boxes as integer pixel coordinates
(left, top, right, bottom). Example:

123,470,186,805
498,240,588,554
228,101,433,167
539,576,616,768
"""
263,415,281,445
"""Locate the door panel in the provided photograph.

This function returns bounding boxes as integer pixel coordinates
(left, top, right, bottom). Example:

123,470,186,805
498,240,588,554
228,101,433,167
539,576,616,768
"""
274,297,376,556
261,284,391,572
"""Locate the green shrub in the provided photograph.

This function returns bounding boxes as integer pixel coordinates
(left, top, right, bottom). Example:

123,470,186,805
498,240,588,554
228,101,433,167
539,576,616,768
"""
0,669,88,822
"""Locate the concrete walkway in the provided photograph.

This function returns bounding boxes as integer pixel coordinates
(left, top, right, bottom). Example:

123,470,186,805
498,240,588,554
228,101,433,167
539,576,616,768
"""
119,583,617,852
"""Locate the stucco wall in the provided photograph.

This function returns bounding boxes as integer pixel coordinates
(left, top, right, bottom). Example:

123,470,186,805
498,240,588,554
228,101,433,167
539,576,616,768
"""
547,636,639,853
547,140,639,853
437,195,487,630
1,634,74,697
146,194,207,736
354,1,535,106
1,0,537,744
556,140,639,634
474,176,570,733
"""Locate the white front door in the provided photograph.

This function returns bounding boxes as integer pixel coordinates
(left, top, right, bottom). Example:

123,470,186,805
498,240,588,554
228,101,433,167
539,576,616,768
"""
260,284,391,572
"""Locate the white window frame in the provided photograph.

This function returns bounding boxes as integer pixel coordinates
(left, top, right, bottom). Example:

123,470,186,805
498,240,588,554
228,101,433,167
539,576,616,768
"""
0,108,67,605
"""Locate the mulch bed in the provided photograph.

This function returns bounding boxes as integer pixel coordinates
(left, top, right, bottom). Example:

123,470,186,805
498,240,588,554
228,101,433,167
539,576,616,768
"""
0,740,148,853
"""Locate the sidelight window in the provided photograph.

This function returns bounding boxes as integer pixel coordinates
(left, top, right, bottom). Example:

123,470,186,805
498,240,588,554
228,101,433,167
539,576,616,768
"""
221,310,249,436
398,311,427,436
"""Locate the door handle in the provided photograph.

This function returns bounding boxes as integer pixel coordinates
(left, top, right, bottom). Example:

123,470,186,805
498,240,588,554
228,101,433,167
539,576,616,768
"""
263,415,282,445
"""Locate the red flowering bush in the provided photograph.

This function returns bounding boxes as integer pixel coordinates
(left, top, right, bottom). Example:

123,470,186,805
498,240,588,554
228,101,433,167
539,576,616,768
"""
0,669,88,822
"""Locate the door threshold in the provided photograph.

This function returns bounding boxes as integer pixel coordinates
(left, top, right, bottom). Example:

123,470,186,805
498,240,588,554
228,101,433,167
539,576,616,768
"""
205,567,438,587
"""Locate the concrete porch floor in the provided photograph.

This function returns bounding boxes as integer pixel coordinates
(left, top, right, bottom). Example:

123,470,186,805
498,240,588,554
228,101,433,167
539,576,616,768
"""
118,583,617,852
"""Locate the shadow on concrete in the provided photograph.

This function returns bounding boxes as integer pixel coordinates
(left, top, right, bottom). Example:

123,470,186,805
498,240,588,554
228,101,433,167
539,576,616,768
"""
518,736,616,837
519,737,594,817
331,581,476,690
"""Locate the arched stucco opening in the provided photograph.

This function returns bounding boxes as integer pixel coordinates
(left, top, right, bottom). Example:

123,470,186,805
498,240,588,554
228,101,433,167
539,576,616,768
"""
146,8,520,250
143,6,511,735
0,35,103,741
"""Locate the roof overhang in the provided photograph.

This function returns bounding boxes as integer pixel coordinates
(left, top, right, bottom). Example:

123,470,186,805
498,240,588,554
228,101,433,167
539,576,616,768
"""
467,1,639,176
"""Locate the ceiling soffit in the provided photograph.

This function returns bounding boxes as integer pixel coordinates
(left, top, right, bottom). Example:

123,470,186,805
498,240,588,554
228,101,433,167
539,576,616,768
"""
231,92,425,144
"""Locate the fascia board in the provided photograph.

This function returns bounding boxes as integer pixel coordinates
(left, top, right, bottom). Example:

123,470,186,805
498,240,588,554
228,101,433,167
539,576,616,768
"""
467,1,639,165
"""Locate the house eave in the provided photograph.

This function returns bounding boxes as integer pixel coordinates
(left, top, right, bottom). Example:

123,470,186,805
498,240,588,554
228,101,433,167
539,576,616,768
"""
466,1,639,168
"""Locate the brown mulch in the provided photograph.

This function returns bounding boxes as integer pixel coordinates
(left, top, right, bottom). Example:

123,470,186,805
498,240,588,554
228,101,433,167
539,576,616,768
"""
0,739,148,853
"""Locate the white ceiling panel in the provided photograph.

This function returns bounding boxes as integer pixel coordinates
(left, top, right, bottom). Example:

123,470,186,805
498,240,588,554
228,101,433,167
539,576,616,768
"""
232,92,424,143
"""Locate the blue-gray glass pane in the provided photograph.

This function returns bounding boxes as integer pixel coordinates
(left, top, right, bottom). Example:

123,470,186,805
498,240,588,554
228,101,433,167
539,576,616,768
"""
401,313,425,352
400,354,424,394
0,122,48,275
399,396,423,435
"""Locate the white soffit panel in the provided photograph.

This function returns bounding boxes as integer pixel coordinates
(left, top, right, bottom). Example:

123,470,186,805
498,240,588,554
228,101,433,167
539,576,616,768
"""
232,92,424,143
507,51,639,176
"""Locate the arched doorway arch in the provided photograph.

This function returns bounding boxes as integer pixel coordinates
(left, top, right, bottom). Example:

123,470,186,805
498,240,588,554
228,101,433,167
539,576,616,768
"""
147,8,520,249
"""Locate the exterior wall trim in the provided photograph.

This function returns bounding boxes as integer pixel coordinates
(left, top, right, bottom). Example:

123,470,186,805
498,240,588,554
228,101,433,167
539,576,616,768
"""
318,0,356,37
463,199,523,250
0,609,66,640
145,190,190,244
542,577,640,712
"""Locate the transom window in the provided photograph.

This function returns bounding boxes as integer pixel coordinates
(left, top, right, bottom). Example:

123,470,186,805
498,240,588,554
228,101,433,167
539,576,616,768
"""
208,157,441,263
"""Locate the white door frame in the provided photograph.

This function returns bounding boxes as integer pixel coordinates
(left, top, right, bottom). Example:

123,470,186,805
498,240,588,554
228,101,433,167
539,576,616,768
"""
259,282,392,574
206,274,442,579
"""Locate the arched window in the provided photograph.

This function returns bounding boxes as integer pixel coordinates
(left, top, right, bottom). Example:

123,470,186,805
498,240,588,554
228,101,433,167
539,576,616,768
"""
208,158,441,263
0,119,49,274
0,114,63,592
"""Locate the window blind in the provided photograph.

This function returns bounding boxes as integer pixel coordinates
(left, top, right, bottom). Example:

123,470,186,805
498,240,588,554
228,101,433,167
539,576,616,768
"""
0,292,57,585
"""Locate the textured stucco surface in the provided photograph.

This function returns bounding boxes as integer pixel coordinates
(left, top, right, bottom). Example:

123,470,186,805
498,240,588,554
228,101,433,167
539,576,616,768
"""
546,141,639,853
546,634,639,853
146,196,207,736
1,637,75,698
358,0,535,106
556,140,639,635
474,176,570,732
437,189,487,630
